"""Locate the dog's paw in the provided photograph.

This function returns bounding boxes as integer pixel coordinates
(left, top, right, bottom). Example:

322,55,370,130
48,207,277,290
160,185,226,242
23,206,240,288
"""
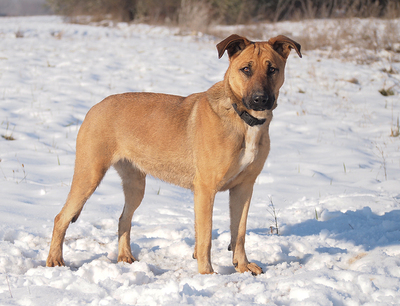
46,256,65,267
234,262,263,276
117,254,137,264
247,262,263,276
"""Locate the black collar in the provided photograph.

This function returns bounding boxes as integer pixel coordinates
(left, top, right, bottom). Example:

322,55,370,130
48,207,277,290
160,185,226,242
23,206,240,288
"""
232,103,266,127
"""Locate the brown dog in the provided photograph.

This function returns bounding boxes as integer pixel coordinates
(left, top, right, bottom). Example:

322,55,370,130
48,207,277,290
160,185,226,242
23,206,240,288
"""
46,34,301,275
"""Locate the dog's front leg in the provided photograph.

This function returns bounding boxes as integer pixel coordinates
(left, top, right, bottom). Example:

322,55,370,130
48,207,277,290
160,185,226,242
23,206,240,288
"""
229,183,263,275
193,184,216,274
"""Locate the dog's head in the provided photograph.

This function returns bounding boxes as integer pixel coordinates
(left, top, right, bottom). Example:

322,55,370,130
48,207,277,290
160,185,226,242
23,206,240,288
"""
217,34,302,112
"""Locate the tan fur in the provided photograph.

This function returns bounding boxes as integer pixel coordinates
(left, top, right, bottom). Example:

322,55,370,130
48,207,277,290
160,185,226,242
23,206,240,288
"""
46,34,301,275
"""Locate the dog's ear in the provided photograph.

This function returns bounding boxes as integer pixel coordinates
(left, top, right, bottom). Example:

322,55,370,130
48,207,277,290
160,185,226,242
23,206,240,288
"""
217,34,253,59
268,35,302,59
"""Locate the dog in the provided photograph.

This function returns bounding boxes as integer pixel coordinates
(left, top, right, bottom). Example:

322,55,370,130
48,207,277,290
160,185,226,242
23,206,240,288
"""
46,34,301,275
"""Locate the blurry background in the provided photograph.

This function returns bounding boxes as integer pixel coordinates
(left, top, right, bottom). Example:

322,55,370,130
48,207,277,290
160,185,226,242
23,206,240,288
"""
1,0,399,22
0,0,51,16
47,0,400,25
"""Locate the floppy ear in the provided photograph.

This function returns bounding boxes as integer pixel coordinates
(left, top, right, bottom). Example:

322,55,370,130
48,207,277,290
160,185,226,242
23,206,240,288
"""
268,35,302,59
216,34,253,59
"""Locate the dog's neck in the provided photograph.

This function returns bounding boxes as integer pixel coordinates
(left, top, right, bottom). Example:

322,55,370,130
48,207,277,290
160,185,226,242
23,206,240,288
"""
232,103,266,127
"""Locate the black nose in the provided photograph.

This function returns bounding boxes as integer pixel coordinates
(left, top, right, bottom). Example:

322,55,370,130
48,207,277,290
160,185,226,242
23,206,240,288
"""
252,93,267,104
251,93,274,110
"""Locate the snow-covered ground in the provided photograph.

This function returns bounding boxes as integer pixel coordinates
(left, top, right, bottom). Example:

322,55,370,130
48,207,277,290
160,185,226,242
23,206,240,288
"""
0,16,400,305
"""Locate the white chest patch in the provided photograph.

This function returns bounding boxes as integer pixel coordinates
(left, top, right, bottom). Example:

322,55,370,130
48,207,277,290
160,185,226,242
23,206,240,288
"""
238,125,261,173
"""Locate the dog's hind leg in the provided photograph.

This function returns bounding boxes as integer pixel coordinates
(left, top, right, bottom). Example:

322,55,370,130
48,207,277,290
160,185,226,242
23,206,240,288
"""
46,154,110,267
114,159,146,264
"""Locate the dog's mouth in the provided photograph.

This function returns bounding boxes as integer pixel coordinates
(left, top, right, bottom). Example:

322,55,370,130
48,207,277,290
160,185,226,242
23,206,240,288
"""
252,106,267,111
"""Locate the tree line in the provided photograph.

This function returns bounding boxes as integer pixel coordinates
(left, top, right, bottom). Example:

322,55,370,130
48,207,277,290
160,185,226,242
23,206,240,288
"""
46,0,400,24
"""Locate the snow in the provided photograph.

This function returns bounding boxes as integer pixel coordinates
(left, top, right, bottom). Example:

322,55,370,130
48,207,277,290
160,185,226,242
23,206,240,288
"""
1,16,400,305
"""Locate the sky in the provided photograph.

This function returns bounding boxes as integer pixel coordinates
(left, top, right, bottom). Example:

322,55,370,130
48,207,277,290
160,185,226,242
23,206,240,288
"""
0,0,51,16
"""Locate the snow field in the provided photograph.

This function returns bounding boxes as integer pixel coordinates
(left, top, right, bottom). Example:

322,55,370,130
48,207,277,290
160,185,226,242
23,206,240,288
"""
0,16,400,305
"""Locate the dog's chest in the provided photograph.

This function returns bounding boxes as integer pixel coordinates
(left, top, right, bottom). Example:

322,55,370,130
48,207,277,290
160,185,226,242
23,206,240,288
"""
238,126,262,173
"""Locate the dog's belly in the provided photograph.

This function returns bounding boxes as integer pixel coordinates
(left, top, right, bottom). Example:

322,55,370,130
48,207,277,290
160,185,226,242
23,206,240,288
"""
114,141,196,190
132,155,195,190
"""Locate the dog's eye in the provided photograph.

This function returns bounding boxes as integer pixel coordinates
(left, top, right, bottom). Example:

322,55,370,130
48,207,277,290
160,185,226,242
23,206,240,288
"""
268,67,277,75
241,67,251,76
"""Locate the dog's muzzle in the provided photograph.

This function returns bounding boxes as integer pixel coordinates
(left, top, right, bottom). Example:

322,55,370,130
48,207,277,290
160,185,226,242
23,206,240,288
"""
248,92,275,111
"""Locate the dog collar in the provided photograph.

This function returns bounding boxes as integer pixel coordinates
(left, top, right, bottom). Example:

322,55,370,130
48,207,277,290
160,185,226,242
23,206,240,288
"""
232,103,266,127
